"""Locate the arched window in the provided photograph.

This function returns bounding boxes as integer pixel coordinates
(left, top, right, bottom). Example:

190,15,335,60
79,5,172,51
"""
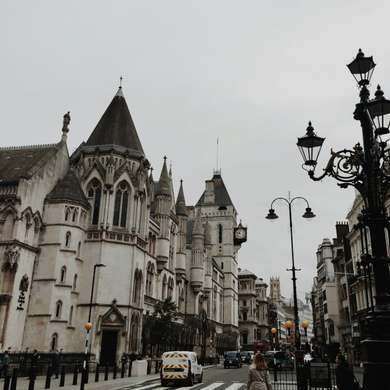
60,266,66,283
65,231,71,247
113,181,129,228
69,305,73,325
168,277,174,298
132,270,143,305
218,224,223,244
146,262,154,296
130,313,139,352
55,300,63,318
77,242,81,257
162,275,167,300
50,333,58,351
179,287,185,312
87,179,102,225
72,208,78,222
25,214,32,240
2,212,15,240
73,274,78,291
65,207,71,222
213,287,217,319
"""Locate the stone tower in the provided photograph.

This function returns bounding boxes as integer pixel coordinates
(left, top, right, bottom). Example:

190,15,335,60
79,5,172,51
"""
269,277,281,304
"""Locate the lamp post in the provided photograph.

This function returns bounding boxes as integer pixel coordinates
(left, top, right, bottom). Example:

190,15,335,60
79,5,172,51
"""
271,327,277,351
80,263,106,390
266,195,316,353
297,49,390,390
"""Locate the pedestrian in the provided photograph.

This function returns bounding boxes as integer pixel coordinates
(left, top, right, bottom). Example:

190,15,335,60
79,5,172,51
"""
30,349,40,379
247,353,273,390
335,354,360,390
1,350,10,379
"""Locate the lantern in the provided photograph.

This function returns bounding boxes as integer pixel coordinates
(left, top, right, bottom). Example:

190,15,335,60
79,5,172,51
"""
347,48,376,87
297,122,325,169
368,85,390,136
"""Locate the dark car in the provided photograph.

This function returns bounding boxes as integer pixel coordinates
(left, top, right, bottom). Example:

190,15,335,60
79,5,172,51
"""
224,351,242,368
241,351,253,364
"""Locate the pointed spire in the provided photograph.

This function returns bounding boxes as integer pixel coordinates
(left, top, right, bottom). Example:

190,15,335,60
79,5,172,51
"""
156,156,171,196
85,86,144,157
168,161,175,203
176,180,187,216
192,210,204,236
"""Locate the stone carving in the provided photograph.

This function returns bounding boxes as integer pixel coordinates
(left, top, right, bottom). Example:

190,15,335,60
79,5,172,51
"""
62,111,71,133
2,245,20,272
16,274,29,311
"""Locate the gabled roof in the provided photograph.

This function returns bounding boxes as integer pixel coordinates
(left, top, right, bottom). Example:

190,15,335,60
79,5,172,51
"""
0,144,59,183
84,87,144,158
46,169,89,208
196,173,234,208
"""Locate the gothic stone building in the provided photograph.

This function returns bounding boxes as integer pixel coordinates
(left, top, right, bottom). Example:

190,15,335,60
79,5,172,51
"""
0,87,247,364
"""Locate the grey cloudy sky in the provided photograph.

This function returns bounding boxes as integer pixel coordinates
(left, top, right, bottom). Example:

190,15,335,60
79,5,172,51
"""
1,0,389,299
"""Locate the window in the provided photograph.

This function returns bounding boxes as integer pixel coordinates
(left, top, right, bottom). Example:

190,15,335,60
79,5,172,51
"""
55,300,63,318
60,266,66,283
243,312,247,321
132,269,143,305
73,274,78,291
65,231,71,248
113,181,129,228
162,275,168,300
243,300,247,306
69,305,73,325
146,263,154,296
218,224,223,244
72,208,78,222
87,179,102,225
221,262,224,270
77,242,81,257
168,277,174,298
65,207,71,221
25,214,31,240
242,333,248,345
50,333,58,351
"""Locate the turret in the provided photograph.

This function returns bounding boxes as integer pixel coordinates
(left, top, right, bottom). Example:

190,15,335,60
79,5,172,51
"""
190,211,204,292
203,219,212,295
154,157,172,272
175,180,187,278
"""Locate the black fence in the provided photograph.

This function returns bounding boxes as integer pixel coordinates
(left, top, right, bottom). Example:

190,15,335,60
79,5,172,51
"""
268,363,338,390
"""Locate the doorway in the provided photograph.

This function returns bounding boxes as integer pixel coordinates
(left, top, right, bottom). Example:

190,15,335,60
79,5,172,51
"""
100,330,118,366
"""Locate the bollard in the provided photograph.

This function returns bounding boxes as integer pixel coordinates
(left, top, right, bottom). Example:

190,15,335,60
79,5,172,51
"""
59,365,65,387
3,375,10,390
155,360,159,374
95,364,100,382
128,361,132,377
10,369,18,390
147,360,151,375
45,365,52,389
85,363,89,384
113,364,117,379
104,365,109,381
28,376,35,390
72,366,78,386
80,368,85,390
121,362,125,378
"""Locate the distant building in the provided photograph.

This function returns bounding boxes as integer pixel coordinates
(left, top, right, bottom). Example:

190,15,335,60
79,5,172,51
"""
238,269,269,350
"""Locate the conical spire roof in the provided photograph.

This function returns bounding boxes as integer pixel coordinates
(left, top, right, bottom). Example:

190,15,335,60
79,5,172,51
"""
156,157,171,196
176,180,187,216
46,169,89,208
85,87,144,157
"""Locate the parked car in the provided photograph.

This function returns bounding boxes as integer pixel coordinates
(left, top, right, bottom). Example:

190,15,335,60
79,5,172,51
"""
241,351,253,364
224,351,242,368
264,350,294,369
160,351,203,386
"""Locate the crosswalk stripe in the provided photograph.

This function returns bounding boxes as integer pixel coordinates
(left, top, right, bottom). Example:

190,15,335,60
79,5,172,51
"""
134,384,165,390
199,382,225,390
223,383,245,390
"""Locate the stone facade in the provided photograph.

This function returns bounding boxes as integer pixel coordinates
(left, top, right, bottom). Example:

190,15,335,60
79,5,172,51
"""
0,87,246,364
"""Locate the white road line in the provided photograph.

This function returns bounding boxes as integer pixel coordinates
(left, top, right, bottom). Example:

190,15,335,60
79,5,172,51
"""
223,383,246,390
135,383,163,390
197,382,225,390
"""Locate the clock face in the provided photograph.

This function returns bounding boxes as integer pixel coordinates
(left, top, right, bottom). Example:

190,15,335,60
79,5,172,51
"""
235,228,246,239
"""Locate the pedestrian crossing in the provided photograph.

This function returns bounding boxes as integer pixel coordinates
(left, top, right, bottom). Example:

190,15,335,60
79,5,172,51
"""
121,381,247,390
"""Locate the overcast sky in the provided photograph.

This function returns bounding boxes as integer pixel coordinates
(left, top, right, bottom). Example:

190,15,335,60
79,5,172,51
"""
2,1,390,299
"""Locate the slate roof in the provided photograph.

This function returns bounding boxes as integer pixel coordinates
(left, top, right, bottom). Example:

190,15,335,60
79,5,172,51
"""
46,169,89,208
238,268,257,278
0,144,59,183
85,87,145,157
196,173,234,208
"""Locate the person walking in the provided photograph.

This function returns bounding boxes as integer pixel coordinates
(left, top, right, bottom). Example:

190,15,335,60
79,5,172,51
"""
247,353,273,390
335,354,359,390
1,351,10,379
51,349,60,379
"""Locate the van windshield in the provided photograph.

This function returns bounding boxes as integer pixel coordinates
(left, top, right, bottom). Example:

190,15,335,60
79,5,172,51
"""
225,352,238,358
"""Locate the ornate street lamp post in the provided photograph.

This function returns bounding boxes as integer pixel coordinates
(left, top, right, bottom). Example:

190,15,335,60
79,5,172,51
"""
297,49,390,390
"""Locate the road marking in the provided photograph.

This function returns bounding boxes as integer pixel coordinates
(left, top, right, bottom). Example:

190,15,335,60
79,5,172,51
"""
134,383,163,390
223,383,246,390
198,382,225,390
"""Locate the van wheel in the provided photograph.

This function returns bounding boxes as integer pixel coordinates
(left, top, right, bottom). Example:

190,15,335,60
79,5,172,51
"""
161,380,168,386
198,373,203,383
187,373,194,386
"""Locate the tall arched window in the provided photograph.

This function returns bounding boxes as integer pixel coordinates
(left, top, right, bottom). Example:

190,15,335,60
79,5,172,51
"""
146,262,154,296
168,277,174,298
73,274,78,291
179,287,185,312
87,179,102,225
69,305,74,325
50,333,58,351
218,224,223,244
132,270,143,305
60,266,66,283
25,214,32,240
55,300,63,318
77,242,81,257
65,231,71,247
113,181,129,228
130,313,139,352
162,275,167,300
72,208,78,222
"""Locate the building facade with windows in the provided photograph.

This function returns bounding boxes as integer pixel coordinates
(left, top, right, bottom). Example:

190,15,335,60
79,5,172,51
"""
0,87,246,363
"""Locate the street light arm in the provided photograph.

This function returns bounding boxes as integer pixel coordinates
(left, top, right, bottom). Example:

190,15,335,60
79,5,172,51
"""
270,197,290,210
290,196,311,208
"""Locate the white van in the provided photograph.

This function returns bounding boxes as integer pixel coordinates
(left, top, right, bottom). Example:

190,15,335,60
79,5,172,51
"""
160,351,203,386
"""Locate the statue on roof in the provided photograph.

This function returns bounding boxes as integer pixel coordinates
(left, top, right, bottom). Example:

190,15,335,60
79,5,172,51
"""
62,111,71,133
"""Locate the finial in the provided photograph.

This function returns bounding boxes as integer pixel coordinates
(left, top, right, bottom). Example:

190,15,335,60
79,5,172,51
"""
375,84,384,99
180,179,183,184
119,76,123,88
62,111,70,133
163,156,167,162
